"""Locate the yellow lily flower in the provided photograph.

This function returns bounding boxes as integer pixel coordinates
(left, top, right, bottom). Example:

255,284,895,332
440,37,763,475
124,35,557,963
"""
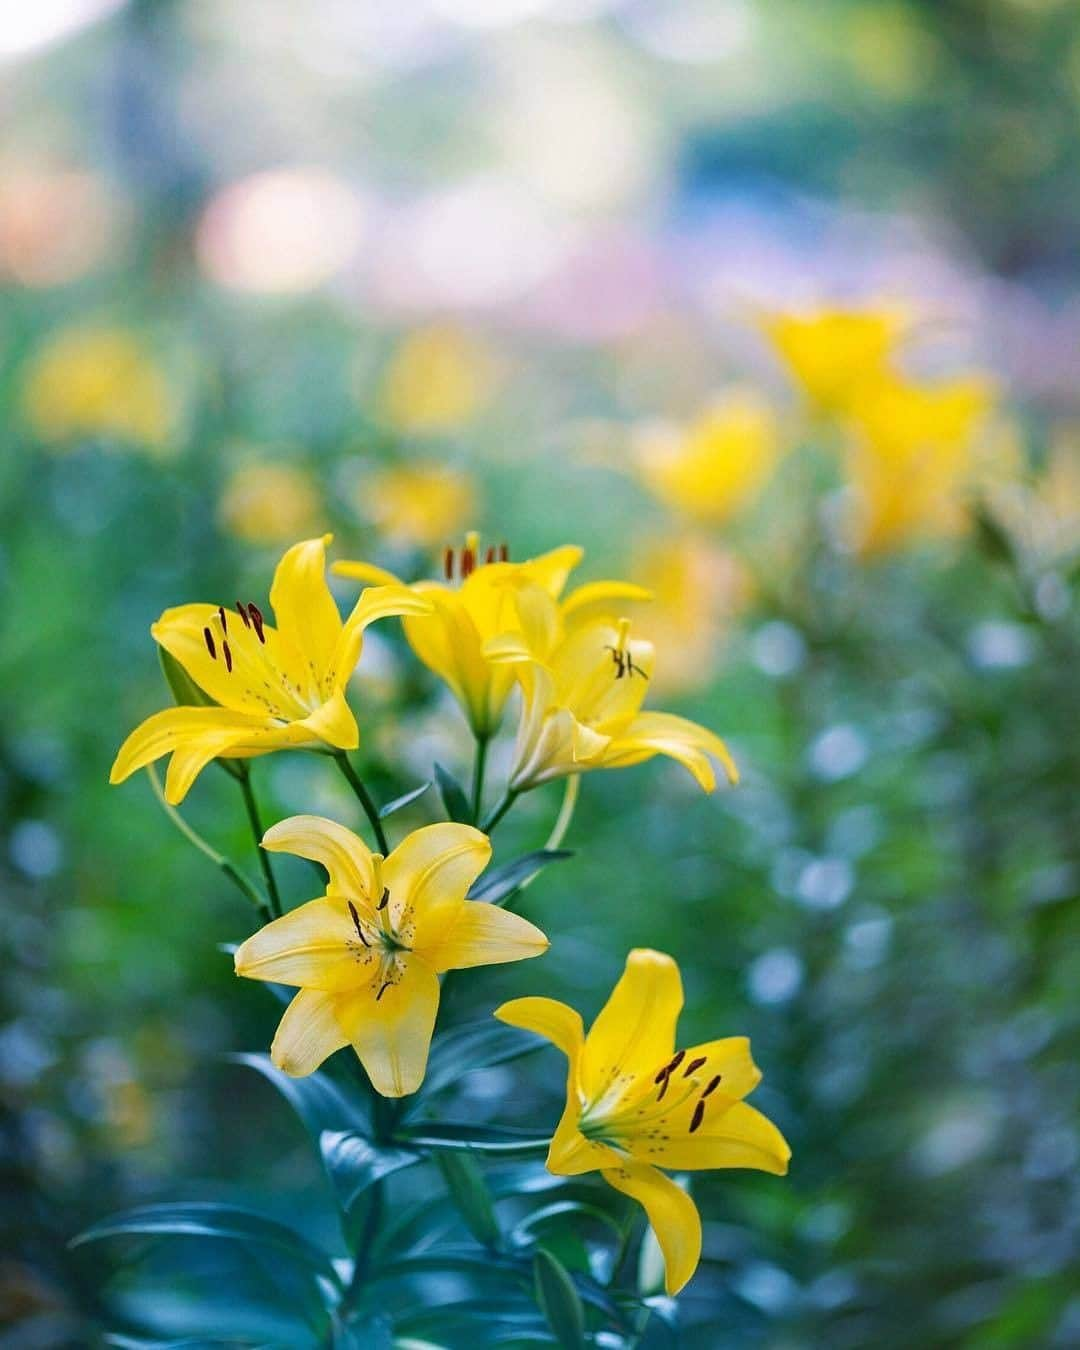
219,460,323,545
333,533,649,738
378,324,495,435
763,306,903,418
496,949,790,1294
110,535,431,804
634,391,780,526
236,816,548,1095
486,595,738,793
846,374,995,554
361,462,476,549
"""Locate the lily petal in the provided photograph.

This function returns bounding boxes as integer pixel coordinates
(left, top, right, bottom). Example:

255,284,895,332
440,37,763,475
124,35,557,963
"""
581,949,682,1106
603,711,739,791
234,896,374,992
382,823,491,937
335,584,435,686
271,987,349,1077
521,544,584,597
644,1099,791,1175
261,814,376,900
331,559,406,588
601,1161,702,1295
110,705,273,801
297,687,359,750
422,902,549,972
560,580,653,619
268,535,342,679
335,956,440,1097
494,996,585,1063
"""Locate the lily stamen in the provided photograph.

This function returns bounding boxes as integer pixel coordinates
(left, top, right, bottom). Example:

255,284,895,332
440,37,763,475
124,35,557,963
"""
236,600,251,628
203,627,216,659
689,1100,706,1133
223,640,233,673
218,605,228,634
702,1074,722,1098
378,887,390,911
683,1056,707,1078
347,900,370,948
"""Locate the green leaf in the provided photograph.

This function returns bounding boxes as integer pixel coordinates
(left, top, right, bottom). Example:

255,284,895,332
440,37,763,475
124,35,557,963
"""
396,1122,551,1156
533,1249,587,1350
336,1315,394,1350
71,1202,339,1284
971,499,1017,567
511,1200,623,1246
378,780,433,819
435,1151,502,1248
230,1052,372,1141
319,1129,420,1230
434,761,471,823
467,851,572,906
421,1020,545,1099
159,645,214,708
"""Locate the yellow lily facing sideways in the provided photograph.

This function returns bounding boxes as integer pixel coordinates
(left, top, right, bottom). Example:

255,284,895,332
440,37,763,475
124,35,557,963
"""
497,949,790,1294
763,306,903,419
110,535,431,803
236,816,548,1095
333,533,650,738
485,588,738,793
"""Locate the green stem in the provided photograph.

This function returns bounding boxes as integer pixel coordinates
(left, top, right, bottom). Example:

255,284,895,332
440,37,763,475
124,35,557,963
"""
146,766,271,924
470,733,489,825
544,773,579,852
480,788,518,834
393,1131,550,1157
237,767,282,918
335,753,390,854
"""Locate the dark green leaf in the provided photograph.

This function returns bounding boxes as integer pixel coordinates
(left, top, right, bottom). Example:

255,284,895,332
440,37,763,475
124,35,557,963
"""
319,1129,420,1218
230,1052,372,1141
434,761,471,823
435,1150,502,1248
71,1202,339,1283
421,1020,545,1099
511,1200,623,1246
336,1314,394,1350
467,851,572,906
378,780,433,819
533,1249,587,1350
396,1122,551,1156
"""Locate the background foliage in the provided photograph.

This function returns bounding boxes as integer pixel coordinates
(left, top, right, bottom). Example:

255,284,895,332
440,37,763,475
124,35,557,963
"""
3,0,1080,1345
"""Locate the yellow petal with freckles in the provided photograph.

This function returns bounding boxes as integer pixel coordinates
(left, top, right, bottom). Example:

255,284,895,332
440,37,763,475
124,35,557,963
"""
382,823,491,937
331,559,406,588
336,584,434,684
646,1100,791,1174
234,896,373,992
296,687,359,750
494,996,585,1064
581,949,682,1106
268,535,341,678
271,988,349,1077
604,711,739,791
422,902,548,972
336,957,440,1097
601,1161,701,1295
110,705,271,794
261,814,375,900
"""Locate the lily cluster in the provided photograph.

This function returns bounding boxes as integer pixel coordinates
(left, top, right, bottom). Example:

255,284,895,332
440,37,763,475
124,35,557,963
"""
110,529,787,1296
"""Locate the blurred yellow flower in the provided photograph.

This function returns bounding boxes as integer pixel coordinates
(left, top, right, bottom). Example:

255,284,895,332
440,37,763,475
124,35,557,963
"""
764,307,903,418
110,536,430,803
219,461,324,545
486,599,738,793
236,816,547,1096
334,533,649,738
22,326,176,452
361,463,476,548
497,949,790,1295
632,537,751,694
846,375,996,555
634,392,780,526
984,433,1080,567
379,325,495,435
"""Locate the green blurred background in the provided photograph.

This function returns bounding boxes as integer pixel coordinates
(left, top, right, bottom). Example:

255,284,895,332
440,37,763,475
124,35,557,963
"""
3,0,1080,1345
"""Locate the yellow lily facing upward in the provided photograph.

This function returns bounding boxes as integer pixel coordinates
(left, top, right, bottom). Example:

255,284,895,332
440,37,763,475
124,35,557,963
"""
333,532,649,738
110,535,432,804
763,306,903,419
496,949,790,1295
485,591,738,793
236,816,548,1096
634,391,779,527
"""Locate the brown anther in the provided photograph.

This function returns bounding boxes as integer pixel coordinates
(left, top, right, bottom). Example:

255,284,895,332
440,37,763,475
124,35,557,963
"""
377,887,390,911
701,1074,722,1098
249,604,266,643
347,900,370,947
376,980,391,1001
689,1101,706,1133
461,548,475,578
223,641,233,673
203,627,216,659
443,546,454,580
657,1074,670,1102
218,605,228,634
654,1064,672,1085
667,1049,686,1074
683,1056,707,1078
485,545,496,565
499,542,508,562
236,601,251,628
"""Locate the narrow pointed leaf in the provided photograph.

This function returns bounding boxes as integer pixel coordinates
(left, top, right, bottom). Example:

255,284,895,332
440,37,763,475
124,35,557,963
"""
159,646,215,708
319,1130,420,1217
396,1122,551,1156
421,1020,545,1099
435,1151,501,1248
467,851,572,906
230,1052,372,1141
434,761,471,823
378,780,433,819
533,1249,587,1350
